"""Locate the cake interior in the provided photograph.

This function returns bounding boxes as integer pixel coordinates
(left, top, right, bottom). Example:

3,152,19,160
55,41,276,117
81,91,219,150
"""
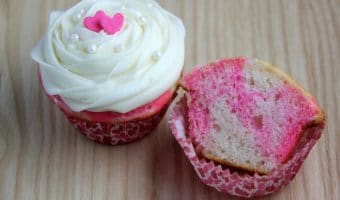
184,58,318,174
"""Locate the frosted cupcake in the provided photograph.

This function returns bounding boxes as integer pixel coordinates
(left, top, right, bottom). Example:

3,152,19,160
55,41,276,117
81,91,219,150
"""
31,0,185,145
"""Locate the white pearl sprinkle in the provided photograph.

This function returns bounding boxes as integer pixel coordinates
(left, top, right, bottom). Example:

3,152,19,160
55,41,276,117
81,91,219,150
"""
70,33,80,42
72,13,82,22
80,9,85,14
114,44,124,52
87,44,97,54
138,16,147,25
121,5,127,10
151,51,162,61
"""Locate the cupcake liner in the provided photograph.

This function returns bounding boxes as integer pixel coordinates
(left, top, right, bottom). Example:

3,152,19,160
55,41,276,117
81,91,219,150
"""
47,94,170,145
39,70,173,145
169,96,325,198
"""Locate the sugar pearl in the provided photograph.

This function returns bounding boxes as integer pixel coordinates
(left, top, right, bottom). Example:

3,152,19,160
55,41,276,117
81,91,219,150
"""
151,51,162,61
121,5,127,10
138,16,147,25
70,33,80,42
72,13,82,22
87,44,97,54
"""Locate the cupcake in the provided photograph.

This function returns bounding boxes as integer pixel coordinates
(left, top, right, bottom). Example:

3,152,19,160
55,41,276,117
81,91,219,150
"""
31,0,185,145
170,57,325,197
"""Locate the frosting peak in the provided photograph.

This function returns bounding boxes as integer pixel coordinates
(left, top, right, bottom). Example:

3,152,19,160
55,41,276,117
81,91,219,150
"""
31,0,185,113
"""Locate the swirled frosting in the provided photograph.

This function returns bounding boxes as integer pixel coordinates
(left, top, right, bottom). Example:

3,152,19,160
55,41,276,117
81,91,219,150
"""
31,0,185,113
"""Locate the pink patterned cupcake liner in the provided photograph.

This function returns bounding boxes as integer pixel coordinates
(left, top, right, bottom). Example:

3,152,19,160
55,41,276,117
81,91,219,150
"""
39,70,174,145
46,94,171,145
169,96,325,198
60,97,169,145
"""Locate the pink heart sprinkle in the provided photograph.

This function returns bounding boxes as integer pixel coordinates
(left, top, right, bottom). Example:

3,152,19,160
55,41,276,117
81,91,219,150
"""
83,10,124,35
100,13,125,35
84,11,106,33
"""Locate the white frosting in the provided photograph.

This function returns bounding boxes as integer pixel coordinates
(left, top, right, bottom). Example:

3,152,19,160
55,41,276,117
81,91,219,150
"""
31,0,185,113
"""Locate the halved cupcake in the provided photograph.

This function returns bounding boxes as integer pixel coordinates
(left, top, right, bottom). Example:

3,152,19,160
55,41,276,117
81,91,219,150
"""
31,0,185,145
170,57,325,197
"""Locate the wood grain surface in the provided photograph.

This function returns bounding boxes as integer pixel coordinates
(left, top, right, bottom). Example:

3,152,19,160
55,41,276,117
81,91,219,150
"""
0,0,339,199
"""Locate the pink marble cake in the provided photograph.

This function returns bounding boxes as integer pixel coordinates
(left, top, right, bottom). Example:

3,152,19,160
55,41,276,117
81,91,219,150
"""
181,57,325,174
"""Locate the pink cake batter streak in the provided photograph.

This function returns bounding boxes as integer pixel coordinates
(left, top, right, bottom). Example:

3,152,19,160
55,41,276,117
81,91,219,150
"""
184,58,318,164
170,97,325,198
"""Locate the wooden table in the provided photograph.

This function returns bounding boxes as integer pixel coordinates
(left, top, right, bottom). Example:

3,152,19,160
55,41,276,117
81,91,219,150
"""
0,0,339,199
